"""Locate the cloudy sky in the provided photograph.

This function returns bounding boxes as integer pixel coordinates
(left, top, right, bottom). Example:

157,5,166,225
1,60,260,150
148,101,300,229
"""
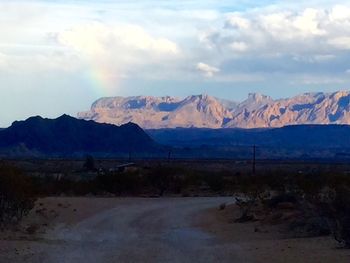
1,0,350,126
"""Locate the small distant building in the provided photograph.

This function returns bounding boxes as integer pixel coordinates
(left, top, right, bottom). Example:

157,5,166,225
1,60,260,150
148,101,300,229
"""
109,162,136,173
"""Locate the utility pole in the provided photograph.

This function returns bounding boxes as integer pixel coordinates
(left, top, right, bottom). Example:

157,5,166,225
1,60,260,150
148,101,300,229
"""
167,150,172,162
252,144,256,175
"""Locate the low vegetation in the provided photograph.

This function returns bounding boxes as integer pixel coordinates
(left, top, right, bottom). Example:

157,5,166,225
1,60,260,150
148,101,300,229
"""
29,164,234,197
233,171,350,248
1,158,350,248
0,163,36,228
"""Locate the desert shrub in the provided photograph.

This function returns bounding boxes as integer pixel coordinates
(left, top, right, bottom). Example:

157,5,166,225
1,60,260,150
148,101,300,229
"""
235,171,350,247
289,216,331,237
259,171,288,192
233,175,266,222
267,193,298,208
219,203,226,210
181,171,201,190
201,172,225,192
286,173,350,246
72,180,96,196
0,164,36,227
293,173,328,197
144,165,182,196
234,196,259,222
319,186,350,247
96,170,141,195
83,155,96,171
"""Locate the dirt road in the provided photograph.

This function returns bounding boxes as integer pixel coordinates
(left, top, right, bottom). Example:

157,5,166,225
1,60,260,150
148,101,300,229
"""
6,197,249,263
2,197,349,263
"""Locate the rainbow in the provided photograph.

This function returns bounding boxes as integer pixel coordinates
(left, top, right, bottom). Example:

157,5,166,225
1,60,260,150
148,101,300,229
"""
86,64,121,96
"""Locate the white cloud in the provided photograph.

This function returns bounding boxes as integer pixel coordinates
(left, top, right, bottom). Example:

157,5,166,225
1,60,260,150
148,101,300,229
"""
0,49,80,73
196,62,220,77
292,54,336,63
291,75,347,85
203,5,350,56
328,37,350,50
225,15,251,30
50,22,182,86
194,3,350,86
0,53,9,70
292,8,327,36
5,1,350,85
56,23,179,56
312,54,336,62
330,5,350,21
230,41,249,52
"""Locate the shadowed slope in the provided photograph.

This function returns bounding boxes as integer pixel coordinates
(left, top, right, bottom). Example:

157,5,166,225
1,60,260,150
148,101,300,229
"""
147,124,350,149
0,115,159,156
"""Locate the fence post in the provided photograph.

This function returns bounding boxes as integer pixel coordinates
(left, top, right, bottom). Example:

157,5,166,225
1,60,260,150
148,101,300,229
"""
252,145,256,175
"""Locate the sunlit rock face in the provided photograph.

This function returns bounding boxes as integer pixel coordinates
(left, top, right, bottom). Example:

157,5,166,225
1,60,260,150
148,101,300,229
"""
78,96,183,129
78,94,233,128
78,91,350,128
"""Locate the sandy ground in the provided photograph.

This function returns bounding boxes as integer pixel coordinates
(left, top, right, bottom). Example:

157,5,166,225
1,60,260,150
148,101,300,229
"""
195,204,350,263
0,197,350,263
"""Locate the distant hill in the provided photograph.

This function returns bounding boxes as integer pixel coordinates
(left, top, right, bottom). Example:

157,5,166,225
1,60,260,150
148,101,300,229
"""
3,114,350,159
0,115,159,157
147,125,350,148
78,91,350,129
147,125,350,159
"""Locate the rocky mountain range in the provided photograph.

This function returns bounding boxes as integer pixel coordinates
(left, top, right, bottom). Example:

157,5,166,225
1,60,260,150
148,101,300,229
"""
78,91,350,129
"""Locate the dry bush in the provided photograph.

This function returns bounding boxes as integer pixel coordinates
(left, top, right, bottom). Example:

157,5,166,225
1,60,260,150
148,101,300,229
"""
96,170,142,195
83,155,96,171
233,171,350,247
0,163,36,228
317,186,350,247
219,203,226,210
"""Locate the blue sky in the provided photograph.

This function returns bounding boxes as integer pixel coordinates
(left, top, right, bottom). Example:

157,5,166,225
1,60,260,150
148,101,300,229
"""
1,0,350,126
